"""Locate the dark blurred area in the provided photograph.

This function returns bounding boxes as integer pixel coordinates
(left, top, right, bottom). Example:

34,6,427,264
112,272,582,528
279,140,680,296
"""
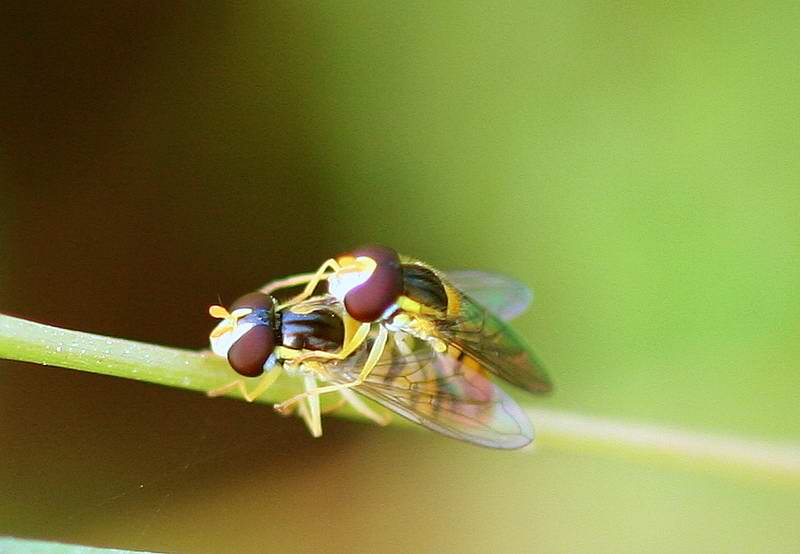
1,3,364,549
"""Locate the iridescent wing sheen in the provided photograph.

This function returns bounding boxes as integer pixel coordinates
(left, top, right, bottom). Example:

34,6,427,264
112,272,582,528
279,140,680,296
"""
402,257,552,394
439,288,552,394
329,338,533,449
445,270,533,322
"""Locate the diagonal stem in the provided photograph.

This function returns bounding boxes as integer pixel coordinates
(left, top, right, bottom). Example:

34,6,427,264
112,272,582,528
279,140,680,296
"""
1,313,799,481
0,313,302,403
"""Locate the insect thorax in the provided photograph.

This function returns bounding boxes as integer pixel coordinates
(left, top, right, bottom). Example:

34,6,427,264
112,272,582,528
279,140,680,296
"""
280,309,344,352
401,263,448,312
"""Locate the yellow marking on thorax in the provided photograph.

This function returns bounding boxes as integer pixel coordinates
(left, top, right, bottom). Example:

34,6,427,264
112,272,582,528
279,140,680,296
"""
397,295,444,317
443,282,461,318
396,295,423,314
275,346,302,360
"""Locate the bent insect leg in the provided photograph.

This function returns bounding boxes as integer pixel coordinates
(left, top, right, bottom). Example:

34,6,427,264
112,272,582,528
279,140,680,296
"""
310,388,390,426
300,373,323,437
275,325,389,412
339,388,392,426
207,365,283,402
271,258,343,310
259,273,325,296
289,321,372,368
275,373,324,437
288,387,390,428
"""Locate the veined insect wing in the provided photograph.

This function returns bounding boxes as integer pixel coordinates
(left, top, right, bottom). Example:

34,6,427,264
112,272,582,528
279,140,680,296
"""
328,336,533,449
437,288,552,394
401,257,552,394
445,270,533,322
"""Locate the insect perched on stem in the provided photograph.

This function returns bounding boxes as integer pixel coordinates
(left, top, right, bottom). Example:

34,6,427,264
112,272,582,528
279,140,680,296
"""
207,245,552,449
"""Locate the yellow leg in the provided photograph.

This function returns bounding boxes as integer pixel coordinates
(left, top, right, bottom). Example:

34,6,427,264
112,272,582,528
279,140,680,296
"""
294,400,312,432
286,381,390,435
275,258,342,310
279,373,323,436
340,388,392,426
293,398,322,437
258,271,325,296
310,388,390,425
276,325,389,412
301,373,322,437
290,321,371,369
207,365,283,402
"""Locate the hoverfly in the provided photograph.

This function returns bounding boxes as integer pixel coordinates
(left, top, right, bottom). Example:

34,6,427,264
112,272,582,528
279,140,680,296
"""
207,246,551,449
208,292,391,437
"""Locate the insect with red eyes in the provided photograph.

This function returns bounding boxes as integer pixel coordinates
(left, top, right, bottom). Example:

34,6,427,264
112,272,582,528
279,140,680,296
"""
208,246,552,449
208,292,391,437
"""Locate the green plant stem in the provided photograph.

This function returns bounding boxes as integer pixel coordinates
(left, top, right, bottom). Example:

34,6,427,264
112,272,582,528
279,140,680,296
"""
0,314,298,402
0,314,378,422
1,313,799,481
0,536,151,554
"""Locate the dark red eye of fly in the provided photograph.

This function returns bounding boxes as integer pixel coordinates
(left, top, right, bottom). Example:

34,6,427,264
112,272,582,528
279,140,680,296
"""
230,292,274,312
227,292,276,377
228,325,274,377
341,245,403,322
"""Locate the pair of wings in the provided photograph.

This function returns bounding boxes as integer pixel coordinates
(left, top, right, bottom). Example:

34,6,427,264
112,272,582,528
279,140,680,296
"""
328,269,550,450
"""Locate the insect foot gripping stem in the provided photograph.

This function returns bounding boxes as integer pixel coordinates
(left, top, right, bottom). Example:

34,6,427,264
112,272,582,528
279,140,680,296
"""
274,374,323,437
274,325,389,414
207,365,283,402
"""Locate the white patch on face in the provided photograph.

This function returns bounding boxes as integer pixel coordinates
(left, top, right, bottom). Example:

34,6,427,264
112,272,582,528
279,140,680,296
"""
209,320,256,358
327,258,376,302
327,270,371,302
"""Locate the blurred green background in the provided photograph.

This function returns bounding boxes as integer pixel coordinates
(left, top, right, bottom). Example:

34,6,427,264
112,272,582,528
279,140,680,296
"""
2,2,799,552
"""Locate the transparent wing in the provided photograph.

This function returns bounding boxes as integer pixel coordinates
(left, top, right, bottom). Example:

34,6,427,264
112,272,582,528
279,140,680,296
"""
445,270,533,321
329,337,533,449
401,257,552,394
439,289,552,394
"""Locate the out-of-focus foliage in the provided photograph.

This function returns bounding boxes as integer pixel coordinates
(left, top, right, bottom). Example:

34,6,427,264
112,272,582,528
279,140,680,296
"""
2,2,799,553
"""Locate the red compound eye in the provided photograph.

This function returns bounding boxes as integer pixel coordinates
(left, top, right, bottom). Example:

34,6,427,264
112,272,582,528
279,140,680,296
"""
228,325,274,377
341,245,403,322
227,292,276,377
230,292,274,312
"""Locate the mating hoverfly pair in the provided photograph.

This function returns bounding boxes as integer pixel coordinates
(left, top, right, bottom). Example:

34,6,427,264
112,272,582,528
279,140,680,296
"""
207,246,552,449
